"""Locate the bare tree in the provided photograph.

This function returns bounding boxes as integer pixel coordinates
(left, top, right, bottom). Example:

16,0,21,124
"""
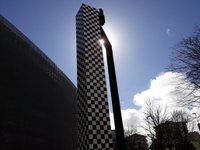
170,110,192,137
171,110,196,133
143,100,169,148
124,127,138,137
124,127,148,150
171,110,191,123
169,26,200,106
170,110,196,150
124,127,138,150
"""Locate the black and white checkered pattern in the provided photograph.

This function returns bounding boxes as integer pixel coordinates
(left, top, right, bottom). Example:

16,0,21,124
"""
76,4,113,150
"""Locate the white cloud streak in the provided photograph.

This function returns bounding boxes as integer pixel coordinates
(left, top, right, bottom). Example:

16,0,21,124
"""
166,27,176,37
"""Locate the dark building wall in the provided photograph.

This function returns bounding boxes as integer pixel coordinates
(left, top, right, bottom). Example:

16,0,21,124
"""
151,121,195,150
0,15,76,150
126,134,148,150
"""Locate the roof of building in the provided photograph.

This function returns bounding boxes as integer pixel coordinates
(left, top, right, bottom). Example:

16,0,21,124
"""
0,15,76,90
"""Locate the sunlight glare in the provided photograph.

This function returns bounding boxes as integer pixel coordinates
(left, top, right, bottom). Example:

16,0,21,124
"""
99,39,105,45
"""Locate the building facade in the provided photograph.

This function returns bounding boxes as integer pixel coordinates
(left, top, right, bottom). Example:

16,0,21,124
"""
126,134,148,150
0,15,76,150
76,4,113,150
151,121,195,150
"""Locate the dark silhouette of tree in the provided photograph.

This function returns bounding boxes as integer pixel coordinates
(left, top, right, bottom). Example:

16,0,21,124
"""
124,128,148,150
124,128,137,150
171,110,191,123
143,100,169,149
124,127,138,137
169,26,200,107
170,110,196,150
171,111,190,144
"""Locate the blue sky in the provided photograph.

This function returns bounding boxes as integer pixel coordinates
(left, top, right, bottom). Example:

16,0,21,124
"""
1,0,200,113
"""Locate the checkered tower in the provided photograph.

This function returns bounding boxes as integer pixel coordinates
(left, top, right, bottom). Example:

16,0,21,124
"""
76,4,113,150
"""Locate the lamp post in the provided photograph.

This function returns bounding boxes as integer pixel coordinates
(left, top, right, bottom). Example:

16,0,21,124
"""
193,113,200,131
100,27,127,150
99,9,127,150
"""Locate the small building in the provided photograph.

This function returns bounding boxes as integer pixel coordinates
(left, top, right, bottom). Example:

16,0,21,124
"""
150,121,195,150
126,133,148,150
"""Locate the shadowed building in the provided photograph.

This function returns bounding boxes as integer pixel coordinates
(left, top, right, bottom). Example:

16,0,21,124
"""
150,121,195,150
0,15,76,150
112,130,148,150
156,121,188,146
126,134,148,150
76,4,113,150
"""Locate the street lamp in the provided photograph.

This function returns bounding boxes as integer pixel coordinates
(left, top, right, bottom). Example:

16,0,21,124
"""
99,9,127,150
193,113,200,131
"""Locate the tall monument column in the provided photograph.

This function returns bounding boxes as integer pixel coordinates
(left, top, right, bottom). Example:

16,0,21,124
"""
76,4,113,150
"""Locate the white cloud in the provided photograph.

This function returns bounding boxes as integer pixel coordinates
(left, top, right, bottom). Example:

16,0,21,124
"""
110,108,145,133
166,27,176,37
110,109,141,130
133,72,184,109
121,109,141,129
110,72,200,134
166,28,171,36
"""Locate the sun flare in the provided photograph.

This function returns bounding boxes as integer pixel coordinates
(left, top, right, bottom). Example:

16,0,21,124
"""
99,39,105,45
